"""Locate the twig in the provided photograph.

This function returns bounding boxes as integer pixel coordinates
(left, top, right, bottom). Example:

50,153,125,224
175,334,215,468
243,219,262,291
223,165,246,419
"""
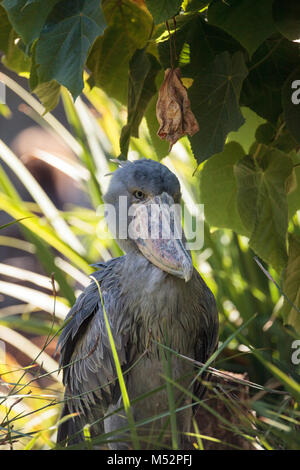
254,256,300,315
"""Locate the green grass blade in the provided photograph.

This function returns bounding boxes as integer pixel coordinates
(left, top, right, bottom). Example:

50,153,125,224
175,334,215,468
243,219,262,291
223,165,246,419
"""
90,276,140,450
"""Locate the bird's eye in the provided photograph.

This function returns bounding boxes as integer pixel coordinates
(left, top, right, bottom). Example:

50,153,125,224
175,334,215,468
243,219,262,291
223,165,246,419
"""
133,190,145,200
173,192,181,203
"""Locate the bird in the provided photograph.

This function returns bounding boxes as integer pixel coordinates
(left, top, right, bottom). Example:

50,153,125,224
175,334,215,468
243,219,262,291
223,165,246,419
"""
56,158,219,449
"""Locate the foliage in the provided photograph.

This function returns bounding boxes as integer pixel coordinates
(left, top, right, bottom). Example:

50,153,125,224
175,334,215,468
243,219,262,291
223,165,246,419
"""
0,0,300,450
1,0,300,332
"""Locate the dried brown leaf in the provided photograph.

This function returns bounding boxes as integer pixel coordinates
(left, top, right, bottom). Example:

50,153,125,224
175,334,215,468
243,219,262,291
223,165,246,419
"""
156,68,199,150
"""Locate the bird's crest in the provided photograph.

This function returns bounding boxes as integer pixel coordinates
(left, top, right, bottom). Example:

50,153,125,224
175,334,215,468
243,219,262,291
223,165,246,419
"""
104,158,133,176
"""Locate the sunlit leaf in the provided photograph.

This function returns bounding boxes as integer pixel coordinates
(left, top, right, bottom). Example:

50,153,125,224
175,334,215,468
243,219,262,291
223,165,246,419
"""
200,142,248,235
281,234,300,334
145,0,181,24
234,147,294,271
158,13,243,74
87,0,152,104
0,5,12,53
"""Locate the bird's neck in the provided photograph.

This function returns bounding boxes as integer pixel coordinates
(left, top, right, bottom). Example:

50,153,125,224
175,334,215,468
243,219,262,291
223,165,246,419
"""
123,250,167,294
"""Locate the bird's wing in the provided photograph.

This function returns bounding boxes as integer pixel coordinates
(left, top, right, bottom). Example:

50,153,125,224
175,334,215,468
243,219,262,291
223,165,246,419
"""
57,257,132,443
193,274,219,399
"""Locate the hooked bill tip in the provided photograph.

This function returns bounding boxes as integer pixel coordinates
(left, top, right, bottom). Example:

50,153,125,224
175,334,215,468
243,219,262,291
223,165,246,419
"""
182,257,193,282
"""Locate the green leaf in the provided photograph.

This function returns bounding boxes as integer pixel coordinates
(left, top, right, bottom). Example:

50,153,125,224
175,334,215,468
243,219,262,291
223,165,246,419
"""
145,0,182,24
1,31,31,74
158,13,243,73
87,0,152,104
182,0,211,12
234,147,294,271
0,5,12,53
0,5,31,74
282,66,300,144
287,153,300,218
120,49,161,156
227,106,266,153
35,0,106,99
273,127,299,154
273,0,300,41
29,40,61,112
32,80,61,114
2,0,61,46
241,38,300,123
207,0,275,57
0,104,11,118
188,51,248,164
255,123,276,145
200,141,248,235
281,234,300,334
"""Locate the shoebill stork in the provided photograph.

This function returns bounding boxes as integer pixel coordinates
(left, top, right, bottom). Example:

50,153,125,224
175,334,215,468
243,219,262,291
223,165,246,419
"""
57,158,218,449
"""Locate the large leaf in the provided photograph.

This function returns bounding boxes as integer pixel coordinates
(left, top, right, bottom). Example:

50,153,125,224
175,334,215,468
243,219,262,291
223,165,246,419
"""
35,0,106,99
158,13,243,74
187,51,248,164
234,147,294,271
145,0,182,24
120,48,161,156
281,234,300,334
87,0,152,104
29,42,61,112
207,0,275,57
287,153,300,218
31,80,61,114
282,66,300,144
200,142,248,235
0,5,31,74
273,0,300,41
241,38,300,123
1,30,31,74
227,106,266,153
182,0,211,12
2,0,61,46
0,5,12,53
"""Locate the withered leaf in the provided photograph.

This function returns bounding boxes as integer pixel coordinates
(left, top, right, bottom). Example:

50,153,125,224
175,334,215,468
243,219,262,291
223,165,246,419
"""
156,67,199,150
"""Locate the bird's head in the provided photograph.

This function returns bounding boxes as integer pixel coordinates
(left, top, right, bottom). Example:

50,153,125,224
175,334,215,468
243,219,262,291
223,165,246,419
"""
103,159,193,282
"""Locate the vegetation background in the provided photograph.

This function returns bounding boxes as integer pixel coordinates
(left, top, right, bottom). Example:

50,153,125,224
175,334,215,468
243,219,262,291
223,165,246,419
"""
0,0,299,450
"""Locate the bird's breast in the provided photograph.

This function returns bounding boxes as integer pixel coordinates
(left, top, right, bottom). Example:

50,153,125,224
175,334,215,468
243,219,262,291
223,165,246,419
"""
123,276,200,358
